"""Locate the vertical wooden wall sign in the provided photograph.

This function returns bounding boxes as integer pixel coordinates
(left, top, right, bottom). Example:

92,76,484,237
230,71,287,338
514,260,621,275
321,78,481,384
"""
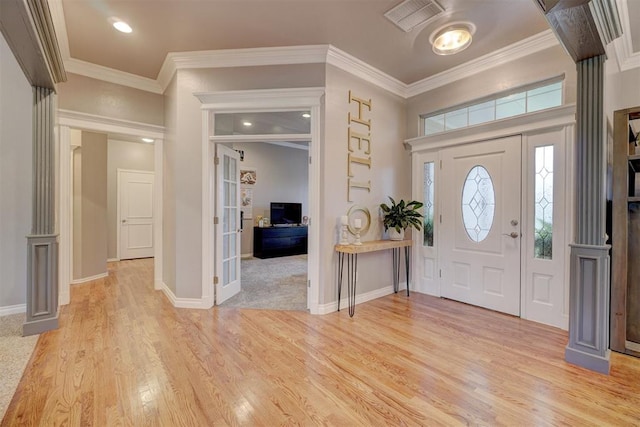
347,90,372,202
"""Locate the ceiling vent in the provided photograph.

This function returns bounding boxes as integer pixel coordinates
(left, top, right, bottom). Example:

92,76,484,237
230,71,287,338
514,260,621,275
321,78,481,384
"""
384,0,445,32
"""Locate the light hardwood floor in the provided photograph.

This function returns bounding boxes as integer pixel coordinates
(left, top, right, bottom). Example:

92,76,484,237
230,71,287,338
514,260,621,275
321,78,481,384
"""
4,258,640,426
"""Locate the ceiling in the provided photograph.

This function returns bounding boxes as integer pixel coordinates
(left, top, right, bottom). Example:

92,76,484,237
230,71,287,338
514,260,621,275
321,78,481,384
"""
53,0,639,89
51,0,639,144
55,0,555,85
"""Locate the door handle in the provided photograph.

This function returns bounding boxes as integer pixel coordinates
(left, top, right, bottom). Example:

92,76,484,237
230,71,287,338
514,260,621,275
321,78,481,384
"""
502,231,519,239
122,219,127,224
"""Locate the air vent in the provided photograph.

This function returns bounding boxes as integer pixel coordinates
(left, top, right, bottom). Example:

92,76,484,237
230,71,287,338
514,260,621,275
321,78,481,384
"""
384,0,445,32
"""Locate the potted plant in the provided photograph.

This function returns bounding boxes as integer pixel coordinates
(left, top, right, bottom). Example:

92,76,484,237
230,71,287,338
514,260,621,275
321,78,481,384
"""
380,197,424,241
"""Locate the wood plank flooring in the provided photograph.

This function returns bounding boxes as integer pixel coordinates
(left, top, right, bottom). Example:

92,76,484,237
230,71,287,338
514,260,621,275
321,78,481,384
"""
4,258,640,426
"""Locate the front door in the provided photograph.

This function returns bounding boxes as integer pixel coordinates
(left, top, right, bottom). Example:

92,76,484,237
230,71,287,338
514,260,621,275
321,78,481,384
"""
119,170,154,260
215,145,242,304
440,135,522,316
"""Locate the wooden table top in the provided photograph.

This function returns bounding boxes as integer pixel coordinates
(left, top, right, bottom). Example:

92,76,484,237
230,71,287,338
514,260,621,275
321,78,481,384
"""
334,239,412,254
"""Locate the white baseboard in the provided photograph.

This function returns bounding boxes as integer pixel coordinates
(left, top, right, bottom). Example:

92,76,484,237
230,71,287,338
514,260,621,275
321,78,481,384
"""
241,253,253,259
160,282,211,309
71,272,108,284
59,290,70,306
316,282,407,315
107,258,119,262
0,304,27,316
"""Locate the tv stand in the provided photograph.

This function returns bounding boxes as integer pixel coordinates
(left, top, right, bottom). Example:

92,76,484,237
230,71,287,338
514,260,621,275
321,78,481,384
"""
253,226,308,259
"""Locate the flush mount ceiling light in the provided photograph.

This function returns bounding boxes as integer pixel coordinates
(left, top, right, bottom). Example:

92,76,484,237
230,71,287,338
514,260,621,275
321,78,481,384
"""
302,113,311,118
242,121,252,127
110,18,132,33
430,22,475,55
141,138,154,143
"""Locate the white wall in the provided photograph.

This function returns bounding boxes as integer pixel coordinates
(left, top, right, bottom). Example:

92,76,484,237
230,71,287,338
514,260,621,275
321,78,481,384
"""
106,139,155,260
0,32,32,310
232,142,309,256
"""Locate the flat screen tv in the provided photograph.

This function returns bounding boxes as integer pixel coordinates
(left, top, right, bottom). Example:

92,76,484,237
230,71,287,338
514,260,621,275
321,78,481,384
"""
270,202,302,225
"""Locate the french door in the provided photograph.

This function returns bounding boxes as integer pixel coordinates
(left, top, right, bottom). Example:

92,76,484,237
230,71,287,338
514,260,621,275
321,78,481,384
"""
215,145,242,304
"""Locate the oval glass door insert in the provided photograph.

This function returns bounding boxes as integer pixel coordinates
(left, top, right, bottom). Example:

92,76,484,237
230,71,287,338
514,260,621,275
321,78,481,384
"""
461,165,495,242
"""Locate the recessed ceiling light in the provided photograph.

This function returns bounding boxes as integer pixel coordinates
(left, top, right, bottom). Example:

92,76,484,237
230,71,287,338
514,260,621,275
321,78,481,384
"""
302,113,311,118
142,138,154,143
430,22,475,55
243,121,252,127
112,19,132,33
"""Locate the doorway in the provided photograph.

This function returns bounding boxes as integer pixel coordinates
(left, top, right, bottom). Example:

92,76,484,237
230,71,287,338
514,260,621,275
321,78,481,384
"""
197,88,323,314
409,107,575,329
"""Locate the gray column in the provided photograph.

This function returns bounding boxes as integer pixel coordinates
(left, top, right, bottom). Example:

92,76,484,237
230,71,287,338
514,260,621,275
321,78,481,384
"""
23,86,59,336
565,55,611,374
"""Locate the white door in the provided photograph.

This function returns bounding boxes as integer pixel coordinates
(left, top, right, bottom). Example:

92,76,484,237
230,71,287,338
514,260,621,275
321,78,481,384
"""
119,170,154,260
440,136,522,316
215,145,242,304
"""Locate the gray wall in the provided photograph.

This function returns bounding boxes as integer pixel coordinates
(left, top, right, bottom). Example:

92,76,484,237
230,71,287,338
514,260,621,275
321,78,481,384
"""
162,63,325,298
106,139,155,260
322,64,408,304
232,142,309,256
58,73,164,126
73,131,108,280
0,32,32,309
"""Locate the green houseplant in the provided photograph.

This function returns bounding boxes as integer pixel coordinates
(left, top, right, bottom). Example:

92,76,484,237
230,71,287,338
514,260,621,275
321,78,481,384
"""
380,197,424,240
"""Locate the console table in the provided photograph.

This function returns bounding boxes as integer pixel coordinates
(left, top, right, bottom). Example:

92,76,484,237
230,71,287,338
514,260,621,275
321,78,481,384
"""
254,226,308,259
334,239,412,317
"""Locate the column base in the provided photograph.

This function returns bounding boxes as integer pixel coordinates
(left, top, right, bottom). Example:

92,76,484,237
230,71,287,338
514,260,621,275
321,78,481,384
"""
23,312,59,336
565,345,610,375
23,234,59,336
566,243,610,374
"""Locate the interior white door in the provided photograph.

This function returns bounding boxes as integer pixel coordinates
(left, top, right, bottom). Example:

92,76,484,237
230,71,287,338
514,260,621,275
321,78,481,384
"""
119,170,154,260
440,136,522,316
215,145,242,304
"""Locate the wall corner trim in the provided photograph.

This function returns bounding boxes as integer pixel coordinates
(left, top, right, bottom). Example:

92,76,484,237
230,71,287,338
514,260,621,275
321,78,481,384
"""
160,283,210,309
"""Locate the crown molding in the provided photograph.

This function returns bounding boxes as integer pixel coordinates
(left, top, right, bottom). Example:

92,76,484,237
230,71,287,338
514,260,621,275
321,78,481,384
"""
325,46,407,97
406,30,560,98
64,58,163,94
612,0,640,71
157,45,330,91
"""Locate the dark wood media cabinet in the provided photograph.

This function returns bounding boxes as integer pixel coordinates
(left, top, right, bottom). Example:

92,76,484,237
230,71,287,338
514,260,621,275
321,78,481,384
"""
253,226,308,259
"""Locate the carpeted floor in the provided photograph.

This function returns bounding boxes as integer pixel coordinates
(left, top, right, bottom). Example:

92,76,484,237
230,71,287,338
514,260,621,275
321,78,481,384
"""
219,254,307,311
0,313,39,421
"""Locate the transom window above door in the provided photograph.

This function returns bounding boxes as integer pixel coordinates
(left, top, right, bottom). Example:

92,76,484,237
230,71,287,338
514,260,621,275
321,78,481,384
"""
422,79,563,136
214,111,311,135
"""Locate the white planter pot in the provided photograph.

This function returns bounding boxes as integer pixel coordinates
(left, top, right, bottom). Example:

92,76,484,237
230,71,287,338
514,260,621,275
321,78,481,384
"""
388,228,405,241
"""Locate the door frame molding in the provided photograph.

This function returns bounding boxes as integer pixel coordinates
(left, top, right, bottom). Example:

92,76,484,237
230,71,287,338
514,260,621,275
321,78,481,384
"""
116,168,155,261
195,87,324,312
408,104,576,328
57,110,165,305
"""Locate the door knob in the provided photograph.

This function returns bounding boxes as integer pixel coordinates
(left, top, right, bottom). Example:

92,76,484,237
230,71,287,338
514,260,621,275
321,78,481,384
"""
122,219,127,224
502,231,519,239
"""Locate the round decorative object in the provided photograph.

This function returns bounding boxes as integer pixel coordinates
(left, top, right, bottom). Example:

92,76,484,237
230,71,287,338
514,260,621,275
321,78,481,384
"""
388,228,405,241
346,205,371,235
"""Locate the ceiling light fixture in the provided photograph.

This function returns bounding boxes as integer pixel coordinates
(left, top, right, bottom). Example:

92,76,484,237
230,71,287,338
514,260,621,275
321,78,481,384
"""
302,113,311,118
111,19,132,33
430,22,475,55
142,138,154,143
243,121,252,127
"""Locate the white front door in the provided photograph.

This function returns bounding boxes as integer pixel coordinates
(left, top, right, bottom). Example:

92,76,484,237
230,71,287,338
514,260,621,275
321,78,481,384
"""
119,170,154,260
215,145,242,304
440,135,522,316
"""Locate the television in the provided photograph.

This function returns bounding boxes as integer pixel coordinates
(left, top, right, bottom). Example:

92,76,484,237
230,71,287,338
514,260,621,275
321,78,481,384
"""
270,202,302,225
